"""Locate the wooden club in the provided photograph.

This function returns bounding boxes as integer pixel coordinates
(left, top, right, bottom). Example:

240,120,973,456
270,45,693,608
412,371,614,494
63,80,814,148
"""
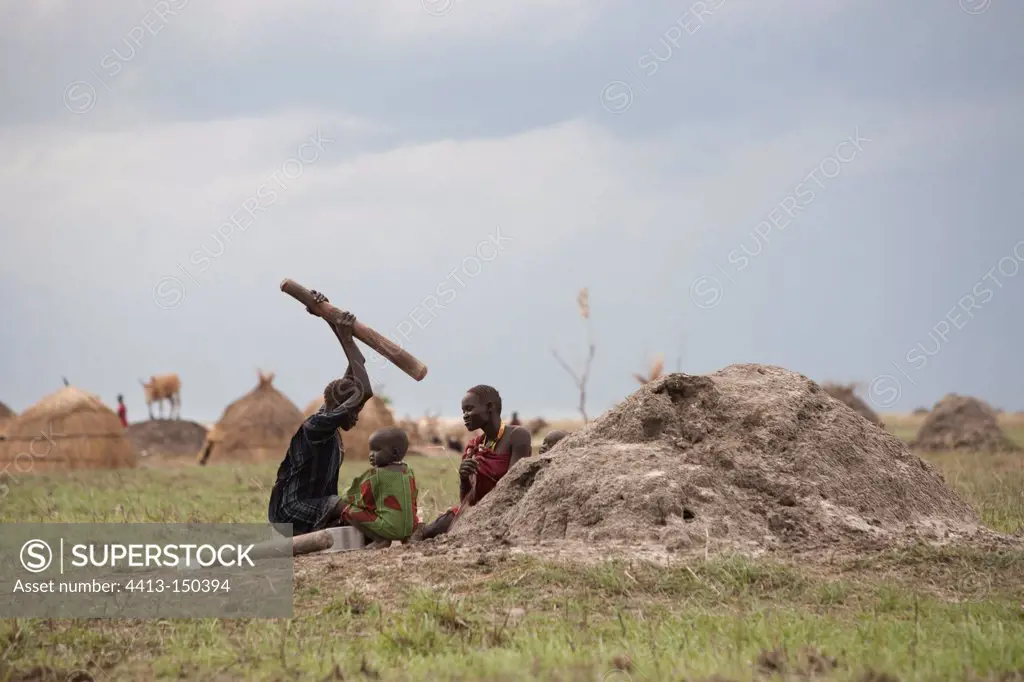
280,279,429,382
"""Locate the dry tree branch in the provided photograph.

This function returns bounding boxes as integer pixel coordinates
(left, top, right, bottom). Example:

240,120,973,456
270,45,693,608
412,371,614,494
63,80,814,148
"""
551,350,581,386
552,287,597,424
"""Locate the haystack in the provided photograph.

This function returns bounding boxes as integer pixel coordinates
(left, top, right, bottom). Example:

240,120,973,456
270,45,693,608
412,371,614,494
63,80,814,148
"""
911,394,1020,454
0,387,136,472
304,395,397,463
203,372,304,463
452,365,978,555
821,382,883,427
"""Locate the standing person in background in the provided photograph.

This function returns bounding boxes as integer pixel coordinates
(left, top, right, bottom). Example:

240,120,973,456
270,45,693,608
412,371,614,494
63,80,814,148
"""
116,394,128,427
510,411,522,426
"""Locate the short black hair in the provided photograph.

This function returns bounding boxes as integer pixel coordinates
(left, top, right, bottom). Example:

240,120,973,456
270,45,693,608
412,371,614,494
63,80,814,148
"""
466,384,501,415
543,430,568,445
324,377,358,407
371,426,409,452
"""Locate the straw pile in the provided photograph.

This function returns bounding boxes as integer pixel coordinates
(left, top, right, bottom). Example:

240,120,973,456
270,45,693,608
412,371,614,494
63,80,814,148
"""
0,387,136,472
304,395,397,464
202,371,304,464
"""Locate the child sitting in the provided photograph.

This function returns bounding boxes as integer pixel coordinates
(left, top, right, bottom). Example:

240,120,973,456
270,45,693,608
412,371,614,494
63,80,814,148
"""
339,427,419,548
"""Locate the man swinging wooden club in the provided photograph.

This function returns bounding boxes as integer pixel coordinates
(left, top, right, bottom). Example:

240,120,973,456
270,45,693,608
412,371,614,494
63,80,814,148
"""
267,281,428,547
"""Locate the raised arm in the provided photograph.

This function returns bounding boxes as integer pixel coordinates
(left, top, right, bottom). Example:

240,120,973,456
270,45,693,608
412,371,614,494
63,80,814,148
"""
335,317,371,402
303,312,372,437
307,290,373,406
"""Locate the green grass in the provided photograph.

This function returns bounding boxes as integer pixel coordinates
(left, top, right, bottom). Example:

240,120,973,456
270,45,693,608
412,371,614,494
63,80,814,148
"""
0,439,1023,681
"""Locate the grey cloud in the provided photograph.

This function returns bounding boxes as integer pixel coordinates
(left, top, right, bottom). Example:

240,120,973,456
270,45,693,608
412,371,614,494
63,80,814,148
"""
1,0,1023,423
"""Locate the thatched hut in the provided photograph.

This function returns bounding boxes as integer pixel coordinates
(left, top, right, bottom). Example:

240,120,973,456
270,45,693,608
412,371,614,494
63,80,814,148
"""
200,371,304,464
0,387,136,472
0,401,14,438
304,394,397,463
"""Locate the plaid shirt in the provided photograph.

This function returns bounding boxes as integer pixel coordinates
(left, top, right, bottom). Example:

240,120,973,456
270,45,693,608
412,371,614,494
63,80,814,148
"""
267,403,358,536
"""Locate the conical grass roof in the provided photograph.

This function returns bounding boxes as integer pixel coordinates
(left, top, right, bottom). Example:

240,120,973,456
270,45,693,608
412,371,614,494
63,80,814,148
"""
0,386,136,472
203,371,304,463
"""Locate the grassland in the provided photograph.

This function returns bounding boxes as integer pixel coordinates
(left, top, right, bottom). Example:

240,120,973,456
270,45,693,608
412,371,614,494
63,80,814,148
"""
0,424,1022,681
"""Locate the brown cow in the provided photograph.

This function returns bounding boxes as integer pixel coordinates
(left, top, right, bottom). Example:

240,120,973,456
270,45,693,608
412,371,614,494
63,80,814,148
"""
140,373,181,420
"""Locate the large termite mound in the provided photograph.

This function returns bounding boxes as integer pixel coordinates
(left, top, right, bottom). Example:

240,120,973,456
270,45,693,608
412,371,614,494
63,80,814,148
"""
911,394,1021,454
452,365,980,555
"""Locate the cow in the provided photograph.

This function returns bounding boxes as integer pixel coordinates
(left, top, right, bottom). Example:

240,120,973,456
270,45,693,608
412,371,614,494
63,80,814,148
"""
140,373,181,420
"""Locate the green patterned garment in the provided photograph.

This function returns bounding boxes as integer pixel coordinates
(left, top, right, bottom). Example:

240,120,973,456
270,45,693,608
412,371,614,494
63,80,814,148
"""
340,463,418,541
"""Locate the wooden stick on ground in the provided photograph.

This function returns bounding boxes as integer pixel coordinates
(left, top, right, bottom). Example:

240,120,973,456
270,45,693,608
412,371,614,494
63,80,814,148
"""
235,529,335,562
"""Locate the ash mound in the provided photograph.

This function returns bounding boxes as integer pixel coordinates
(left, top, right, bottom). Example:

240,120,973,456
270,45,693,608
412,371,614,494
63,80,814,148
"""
126,419,208,459
453,365,979,554
911,394,1020,454
821,383,883,427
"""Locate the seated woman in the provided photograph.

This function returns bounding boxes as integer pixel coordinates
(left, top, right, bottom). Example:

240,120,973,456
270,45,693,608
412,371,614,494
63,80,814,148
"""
411,385,531,541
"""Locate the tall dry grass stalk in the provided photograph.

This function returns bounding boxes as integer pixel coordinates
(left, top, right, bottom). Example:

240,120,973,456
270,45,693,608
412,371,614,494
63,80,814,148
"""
576,288,589,319
552,287,596,424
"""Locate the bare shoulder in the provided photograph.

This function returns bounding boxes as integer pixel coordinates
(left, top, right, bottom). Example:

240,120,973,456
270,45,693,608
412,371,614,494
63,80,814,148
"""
509,425,532,449
509,425,531,440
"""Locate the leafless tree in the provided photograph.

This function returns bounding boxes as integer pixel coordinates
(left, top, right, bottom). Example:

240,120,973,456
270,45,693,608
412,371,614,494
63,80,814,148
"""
551,288,596,424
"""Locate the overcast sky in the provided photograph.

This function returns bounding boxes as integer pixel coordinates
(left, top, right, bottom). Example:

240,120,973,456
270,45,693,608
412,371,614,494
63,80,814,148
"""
1,0,1022,424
